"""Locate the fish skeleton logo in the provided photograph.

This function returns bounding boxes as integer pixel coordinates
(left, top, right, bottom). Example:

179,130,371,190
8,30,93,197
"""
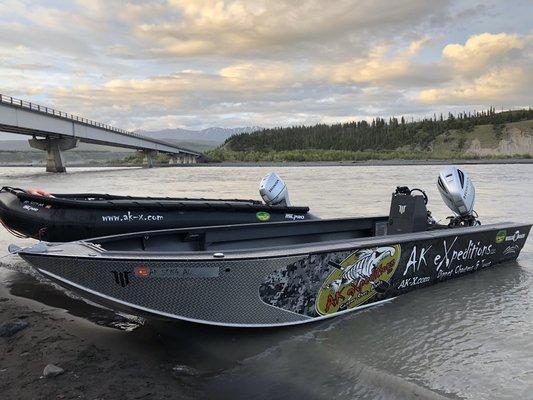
315,245,401,315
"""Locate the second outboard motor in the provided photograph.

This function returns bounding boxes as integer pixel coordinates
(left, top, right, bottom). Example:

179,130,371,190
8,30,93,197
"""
437,166,480,227
259,172,291,207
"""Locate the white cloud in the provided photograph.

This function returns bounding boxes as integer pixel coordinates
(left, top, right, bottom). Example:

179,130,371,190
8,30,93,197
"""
442,32,524,74
418,32,532,106
312,37,443,87
134,0,448,58
418,66,531,105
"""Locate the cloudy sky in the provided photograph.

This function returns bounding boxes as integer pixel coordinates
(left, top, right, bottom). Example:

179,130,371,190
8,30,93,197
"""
0,0,531,131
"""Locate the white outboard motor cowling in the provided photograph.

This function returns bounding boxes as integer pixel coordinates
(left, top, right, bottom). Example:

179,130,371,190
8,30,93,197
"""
437,166,475,217
259,172,291,207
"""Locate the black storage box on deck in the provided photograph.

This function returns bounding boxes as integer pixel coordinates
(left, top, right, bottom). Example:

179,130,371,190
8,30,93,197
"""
388,190,428,234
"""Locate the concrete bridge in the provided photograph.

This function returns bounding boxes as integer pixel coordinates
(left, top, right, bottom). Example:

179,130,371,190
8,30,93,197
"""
0,94,201,172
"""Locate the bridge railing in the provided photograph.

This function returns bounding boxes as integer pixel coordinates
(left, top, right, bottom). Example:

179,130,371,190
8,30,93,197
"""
0,93,199,156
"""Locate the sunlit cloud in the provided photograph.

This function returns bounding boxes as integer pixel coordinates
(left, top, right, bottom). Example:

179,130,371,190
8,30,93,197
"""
418,66,531,105
442,32,525,75
312,37,447,87
418,33,532,106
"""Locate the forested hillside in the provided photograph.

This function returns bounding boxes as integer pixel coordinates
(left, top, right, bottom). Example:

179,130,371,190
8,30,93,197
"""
208,108,533,162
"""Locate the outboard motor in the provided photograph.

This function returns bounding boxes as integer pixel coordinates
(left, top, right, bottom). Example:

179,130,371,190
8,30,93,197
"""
437,166,480,227
388,186,431,234
259,172,291,207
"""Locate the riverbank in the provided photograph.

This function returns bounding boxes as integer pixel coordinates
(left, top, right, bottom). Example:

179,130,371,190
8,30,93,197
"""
208,157,533,167
1,157,533,169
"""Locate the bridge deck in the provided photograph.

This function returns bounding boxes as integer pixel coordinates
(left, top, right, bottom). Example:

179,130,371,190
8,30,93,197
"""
0,94,200,156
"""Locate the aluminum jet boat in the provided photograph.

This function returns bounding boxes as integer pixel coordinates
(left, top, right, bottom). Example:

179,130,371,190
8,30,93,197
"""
13,167,531,327
0,173,315,241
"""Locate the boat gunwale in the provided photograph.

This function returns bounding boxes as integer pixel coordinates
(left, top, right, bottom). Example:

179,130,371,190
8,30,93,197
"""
19,220,531,262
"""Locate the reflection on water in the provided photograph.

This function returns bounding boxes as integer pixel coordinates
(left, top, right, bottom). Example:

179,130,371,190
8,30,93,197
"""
1,164,533,399
202,262,532,400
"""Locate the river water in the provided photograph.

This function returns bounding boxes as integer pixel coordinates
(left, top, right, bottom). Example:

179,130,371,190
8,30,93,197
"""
0,164,532,399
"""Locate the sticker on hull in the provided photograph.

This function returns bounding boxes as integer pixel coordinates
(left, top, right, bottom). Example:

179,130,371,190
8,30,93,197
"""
315,245,401,315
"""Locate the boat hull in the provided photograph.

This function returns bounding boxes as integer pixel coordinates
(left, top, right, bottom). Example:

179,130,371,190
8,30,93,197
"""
20,223,531,327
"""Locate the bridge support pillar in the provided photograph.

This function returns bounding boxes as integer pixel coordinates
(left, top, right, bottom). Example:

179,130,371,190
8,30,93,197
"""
167,154,197,164
141,150,158,168
28,136,78,173
183,154,196,164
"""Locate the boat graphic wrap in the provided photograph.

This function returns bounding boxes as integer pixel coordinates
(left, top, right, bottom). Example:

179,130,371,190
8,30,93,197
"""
259,227,531,319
